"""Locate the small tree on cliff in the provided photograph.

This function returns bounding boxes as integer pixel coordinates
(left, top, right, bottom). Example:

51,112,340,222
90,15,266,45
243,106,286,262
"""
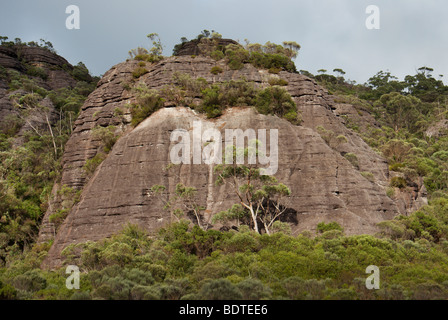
212,142,292,235
150,182,206,230
282,41,301,60
147,33,163,56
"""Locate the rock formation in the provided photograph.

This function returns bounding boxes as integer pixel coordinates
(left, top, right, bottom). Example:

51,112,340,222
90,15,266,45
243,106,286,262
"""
37,52,414,268
174,38,240,56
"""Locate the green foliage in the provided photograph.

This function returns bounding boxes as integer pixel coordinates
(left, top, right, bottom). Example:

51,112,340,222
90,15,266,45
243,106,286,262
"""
316,126,348,148
25,65,48,80
147,33,163,57
132,67,149,79
386,187,396,198
360,171,375,182
91,126,119,153
0,37,56,53
390,177,407,189
268,77,288,86
246,41,298,72
0,279,17,299
237,278,272,299
362,70,405,100
344,153,359,170
214,144,292,234
225,44,249,70
129,36,165,64
83,153,106,176
130,84,165,126
0,114,24,137
172,73,208,97
172,33,298,72
150,183,206,229
317,222,344,234
134,54,163,64
48,209,68,228
199,279,242,300
0,40,98,268
47,84,94,113
195,79,257,118
0,137,62,255
374,92,422,132
71,62,91,82
210,66,223,75
0,65,7,79
210,50,225,61
165,73,300,123
3,214,448,300
255,86,299,124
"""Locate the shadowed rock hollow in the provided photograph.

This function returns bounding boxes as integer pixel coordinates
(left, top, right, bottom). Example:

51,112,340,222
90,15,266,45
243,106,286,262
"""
38,52,417,268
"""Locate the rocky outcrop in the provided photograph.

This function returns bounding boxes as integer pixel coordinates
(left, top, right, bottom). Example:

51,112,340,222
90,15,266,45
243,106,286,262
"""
174,38,240,56
0,46,72,69
19,47,72,67
0,47,23,70
39,54,405,268
0,45,78,90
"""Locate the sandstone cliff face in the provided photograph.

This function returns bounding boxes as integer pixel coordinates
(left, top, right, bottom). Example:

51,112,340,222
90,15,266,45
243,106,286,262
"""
39,55,405,268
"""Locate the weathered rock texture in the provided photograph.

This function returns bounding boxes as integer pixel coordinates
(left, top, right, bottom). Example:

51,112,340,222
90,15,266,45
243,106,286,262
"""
174,38,240,56
39,55,412,268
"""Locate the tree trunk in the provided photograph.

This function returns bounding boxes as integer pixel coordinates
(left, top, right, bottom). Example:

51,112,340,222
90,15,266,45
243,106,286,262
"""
45,113,58,158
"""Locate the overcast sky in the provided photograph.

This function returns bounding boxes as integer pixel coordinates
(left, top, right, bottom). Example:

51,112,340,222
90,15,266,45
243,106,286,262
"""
1,0,447,84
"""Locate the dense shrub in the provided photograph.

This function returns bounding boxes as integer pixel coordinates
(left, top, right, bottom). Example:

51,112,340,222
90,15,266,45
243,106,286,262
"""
210,66,223,75
132,67,149,79
390,176,407,188
268,77,288,86
71,62,91,82
317,222,344,234
83,153,106,176
0,280,17,299
195,80,257,118
130,84,165,126
210,50,225,61
134,54,163,63
255,86,299,124
25,65,48,80
91,125,119,153
199,279,243,300
3,218,448,300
